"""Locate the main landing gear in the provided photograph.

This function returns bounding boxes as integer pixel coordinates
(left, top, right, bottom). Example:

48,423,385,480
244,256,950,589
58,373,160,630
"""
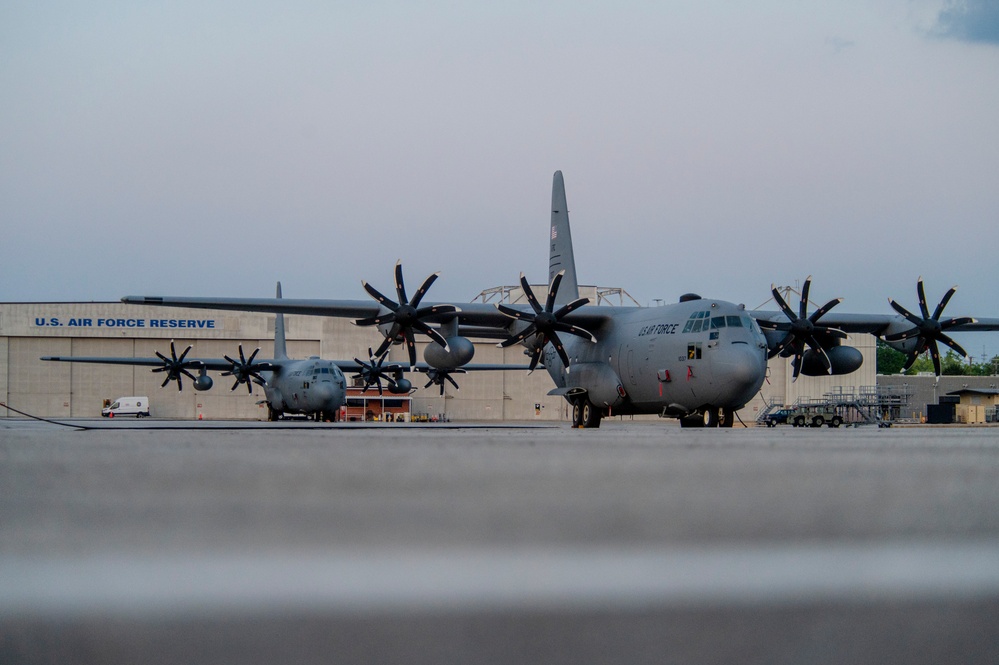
571,397,603,429
680,406,735,428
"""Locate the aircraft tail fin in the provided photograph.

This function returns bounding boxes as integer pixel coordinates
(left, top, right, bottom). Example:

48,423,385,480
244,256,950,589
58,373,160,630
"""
274,282,288,360
548,171,580,307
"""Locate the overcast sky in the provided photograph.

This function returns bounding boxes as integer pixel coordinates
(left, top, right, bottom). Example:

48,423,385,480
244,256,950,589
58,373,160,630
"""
3,1,998,359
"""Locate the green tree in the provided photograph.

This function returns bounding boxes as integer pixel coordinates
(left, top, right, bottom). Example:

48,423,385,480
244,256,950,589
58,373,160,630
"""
876,340,907,375
941,350,970,375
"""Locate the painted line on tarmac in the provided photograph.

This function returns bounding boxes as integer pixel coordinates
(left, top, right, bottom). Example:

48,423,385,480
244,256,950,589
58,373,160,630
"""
3,541,999,617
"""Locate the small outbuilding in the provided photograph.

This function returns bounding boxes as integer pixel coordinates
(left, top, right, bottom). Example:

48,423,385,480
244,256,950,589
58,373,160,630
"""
945,388,999,424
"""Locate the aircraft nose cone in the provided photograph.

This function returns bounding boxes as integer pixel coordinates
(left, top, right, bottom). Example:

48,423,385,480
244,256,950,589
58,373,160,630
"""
312,384,334,404
715,344,767,392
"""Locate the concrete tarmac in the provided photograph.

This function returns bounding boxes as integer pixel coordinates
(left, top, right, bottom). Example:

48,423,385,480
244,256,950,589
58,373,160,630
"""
2,418,998,664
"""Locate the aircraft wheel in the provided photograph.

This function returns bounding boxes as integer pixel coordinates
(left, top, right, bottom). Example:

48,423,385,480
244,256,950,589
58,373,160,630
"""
581,401,602,429
705,407,720,428
571,399,584,427
267,406,281,422
719,408,735,428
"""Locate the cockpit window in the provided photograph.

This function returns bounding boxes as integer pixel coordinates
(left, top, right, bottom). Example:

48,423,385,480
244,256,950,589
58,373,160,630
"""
683,310,713,333
726,315,743,327
710,316,726,329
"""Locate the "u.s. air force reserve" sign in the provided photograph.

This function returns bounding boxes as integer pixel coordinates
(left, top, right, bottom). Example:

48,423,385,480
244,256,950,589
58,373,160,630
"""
34,317,218,329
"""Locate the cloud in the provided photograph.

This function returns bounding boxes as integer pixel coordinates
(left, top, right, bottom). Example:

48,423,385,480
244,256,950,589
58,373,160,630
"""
934,0,999,44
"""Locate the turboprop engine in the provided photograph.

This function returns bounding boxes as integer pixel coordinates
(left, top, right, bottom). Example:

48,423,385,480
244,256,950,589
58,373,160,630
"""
795,346,863,377
194,369,214,391
423,336,475,368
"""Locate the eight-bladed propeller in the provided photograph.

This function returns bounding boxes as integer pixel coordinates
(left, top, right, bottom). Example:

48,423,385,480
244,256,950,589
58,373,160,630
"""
423,367,465,395
886,278,975,376
221,345,268,393
151,340,199,391
495,271,595,373
758,276,847,381
355,261,458,368
352,348,405,395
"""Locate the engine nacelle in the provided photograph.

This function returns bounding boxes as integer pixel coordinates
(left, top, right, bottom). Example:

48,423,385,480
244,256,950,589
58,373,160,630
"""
797,346,864,377
423,336,475,368
389,378,412,394
194,372,214,391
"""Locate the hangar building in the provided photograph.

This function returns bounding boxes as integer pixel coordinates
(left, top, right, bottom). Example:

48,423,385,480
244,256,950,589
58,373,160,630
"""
1,287,876,422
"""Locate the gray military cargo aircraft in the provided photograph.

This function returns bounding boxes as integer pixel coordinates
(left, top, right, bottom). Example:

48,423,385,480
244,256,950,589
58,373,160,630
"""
43,284,518,421
43,284,351,420
120,171,999,428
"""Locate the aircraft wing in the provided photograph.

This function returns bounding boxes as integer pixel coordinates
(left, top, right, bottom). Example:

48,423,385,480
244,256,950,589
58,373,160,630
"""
330,360,532,373
121,296,618,331
41,355,249,372
751,311,999,336
42,352,280,393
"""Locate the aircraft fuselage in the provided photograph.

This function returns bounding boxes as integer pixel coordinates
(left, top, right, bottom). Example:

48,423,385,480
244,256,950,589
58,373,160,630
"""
547,298,769,418
262,357,347,420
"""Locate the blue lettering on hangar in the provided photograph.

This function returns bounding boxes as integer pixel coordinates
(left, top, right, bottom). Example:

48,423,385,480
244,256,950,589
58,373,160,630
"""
34,317,217,329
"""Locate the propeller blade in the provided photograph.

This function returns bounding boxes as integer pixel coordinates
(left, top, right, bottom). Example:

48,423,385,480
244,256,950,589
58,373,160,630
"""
551,297,590,320
415,304,458,318
394,260,408,305
549,333,571,372
545,271,565,313
799,277,811,320
932,286,958,322
362,313,399,327
410,272,440,308
929,339,942,377
938,334,968,359
884,328,919,342
496,304,532,321
552,322,597,343
771,286,797,322
806,336,833,374
403,328,417,368
373,335,393,359
917,278,929,319
768,332,795,359
497,325,539,348
790,350,803,382
362,281,396,309
411,320,449,350
939,316,975,331
809,298,843,323
519,274,543,315
527,346,542,373
889,299,924,328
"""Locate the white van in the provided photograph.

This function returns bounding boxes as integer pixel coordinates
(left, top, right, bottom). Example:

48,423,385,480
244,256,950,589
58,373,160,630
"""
102,396,151,418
